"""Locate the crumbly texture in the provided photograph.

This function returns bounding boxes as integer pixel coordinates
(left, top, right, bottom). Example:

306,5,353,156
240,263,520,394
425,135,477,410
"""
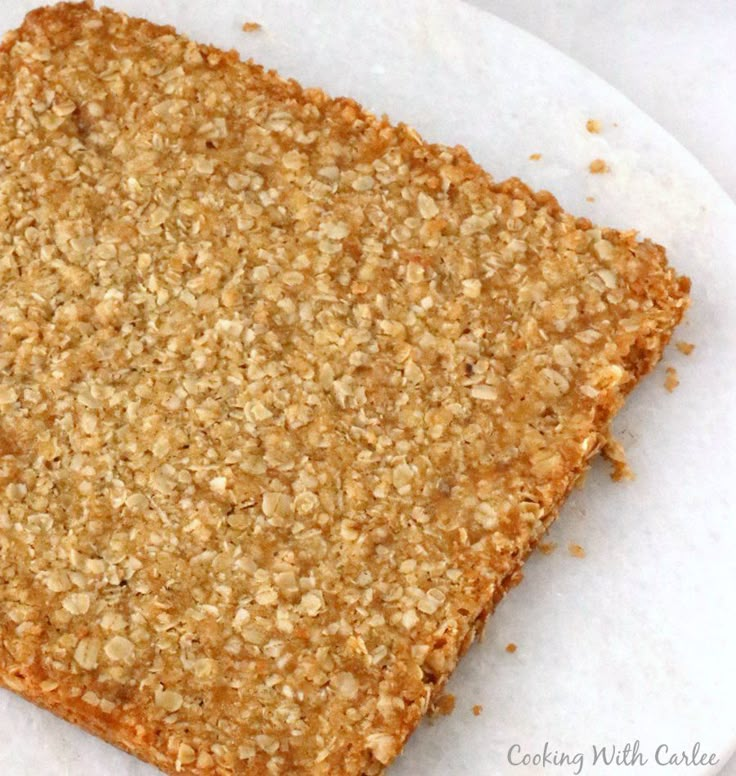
0,3,689,775
602,432,635,481
676,340,695,356
241,22,262,33
665,366,680,392
472,704,483,716
538,541,557,556
528,153,541,161
586,119,602,134
430,692,455,717
504,643,517,654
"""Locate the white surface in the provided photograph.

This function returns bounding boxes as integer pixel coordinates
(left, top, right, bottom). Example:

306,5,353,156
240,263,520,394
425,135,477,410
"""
470,0,736,204
1,2,735,775
465,6,736,775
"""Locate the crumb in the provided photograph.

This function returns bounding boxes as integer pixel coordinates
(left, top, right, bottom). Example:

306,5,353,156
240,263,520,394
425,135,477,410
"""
664,366,679,392
568,543,586,559
586,196,596,202
538,541,557,556
472,704,483,716
529,153,542,161
574,469,589,489
241,21,262,32
676,341,695,356
589,158,609,174
586,119,602,133
507,569,524,589
505,643,517,654
602,433,634,482
432,693,456,717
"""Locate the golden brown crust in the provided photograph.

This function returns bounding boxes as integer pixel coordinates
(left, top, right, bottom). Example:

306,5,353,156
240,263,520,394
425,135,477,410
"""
0,3,689,775
0,663,175,772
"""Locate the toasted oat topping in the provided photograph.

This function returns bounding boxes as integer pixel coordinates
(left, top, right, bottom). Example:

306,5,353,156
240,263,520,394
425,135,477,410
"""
0,3,689,774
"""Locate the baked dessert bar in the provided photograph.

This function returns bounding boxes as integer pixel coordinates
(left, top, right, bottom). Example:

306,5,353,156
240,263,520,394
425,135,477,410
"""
0,3,690,773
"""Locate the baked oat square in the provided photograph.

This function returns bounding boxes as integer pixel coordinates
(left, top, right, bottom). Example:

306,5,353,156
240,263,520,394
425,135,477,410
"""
0,3,689,773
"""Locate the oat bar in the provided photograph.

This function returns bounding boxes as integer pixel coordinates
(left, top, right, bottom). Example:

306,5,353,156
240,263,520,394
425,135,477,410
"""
0,3,689,773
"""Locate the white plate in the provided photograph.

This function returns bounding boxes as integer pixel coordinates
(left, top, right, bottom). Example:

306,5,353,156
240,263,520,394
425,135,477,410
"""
1,2,734,775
